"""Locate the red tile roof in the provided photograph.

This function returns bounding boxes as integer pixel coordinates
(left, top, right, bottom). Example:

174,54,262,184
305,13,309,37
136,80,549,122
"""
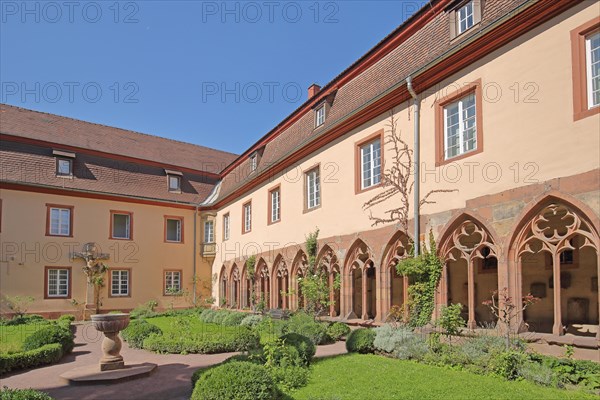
0,104,237,175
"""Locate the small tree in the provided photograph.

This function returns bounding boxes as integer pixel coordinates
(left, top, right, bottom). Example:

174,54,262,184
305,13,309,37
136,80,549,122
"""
482,287,539,350
3,295,35,318
297,228,340,318
437,303,465,342
72,243,109,317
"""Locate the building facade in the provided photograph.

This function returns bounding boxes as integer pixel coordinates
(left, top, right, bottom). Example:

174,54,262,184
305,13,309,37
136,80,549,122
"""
207,0,600,340
1,0,599,340
0,105,236,317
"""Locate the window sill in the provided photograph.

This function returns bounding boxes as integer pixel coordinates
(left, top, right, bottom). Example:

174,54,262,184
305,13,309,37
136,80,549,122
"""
164,240,184,244
110,236,133,241
573,105,600,121
355,182,383,195
303,204,321,214
46,233,73,238
44,295,71,300
436,147,482,167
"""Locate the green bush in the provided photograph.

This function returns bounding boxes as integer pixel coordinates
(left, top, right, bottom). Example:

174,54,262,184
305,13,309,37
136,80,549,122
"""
191,361,281,400
143,328,260,354
373,324,413,354
199,309,217,324
490,350,528,380
212,310,232,325
57,314,75,323
460,335,505,366
518,360,557,387
0,343,63,375
0,315,47,326
532,355,600,390
222,312,247,326
0,387,54,400
129,300,158,319
437,303,465,337
22,324,73,353
326,322,350,341
279,333,316,366
345,328,375,354
121,320,162,349
283,312,328,345
240,314,263,328
269,365,310,392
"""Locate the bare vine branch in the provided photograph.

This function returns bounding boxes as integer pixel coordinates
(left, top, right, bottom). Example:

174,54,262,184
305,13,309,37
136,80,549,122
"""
363,109,457,233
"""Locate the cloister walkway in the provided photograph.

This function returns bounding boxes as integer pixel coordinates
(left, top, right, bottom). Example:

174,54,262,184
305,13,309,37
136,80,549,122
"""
0,324,348,400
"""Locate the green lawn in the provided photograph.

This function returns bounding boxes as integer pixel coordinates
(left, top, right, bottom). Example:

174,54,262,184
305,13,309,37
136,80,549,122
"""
292,354,596,400
0,323,48,354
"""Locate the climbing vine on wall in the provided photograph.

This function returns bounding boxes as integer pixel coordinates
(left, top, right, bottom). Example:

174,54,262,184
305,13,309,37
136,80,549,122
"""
396,230,443,327
246,255,256,308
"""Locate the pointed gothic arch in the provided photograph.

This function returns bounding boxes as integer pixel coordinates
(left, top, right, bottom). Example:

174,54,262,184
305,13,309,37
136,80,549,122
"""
291,250,308,310
344,239,377,320
380,231,410,321
439,215,499,329
229,264,241,309
509,194,599,337
317,244,341,317
272,254,290,309
219,265,228,308
256,257,271,310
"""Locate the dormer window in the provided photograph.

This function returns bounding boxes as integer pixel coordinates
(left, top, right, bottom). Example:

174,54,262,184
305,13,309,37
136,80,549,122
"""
53,149,75,177
250,153,258,172
165,169,182,192
457,1,474,34
449,1,483,39
315,105,326,127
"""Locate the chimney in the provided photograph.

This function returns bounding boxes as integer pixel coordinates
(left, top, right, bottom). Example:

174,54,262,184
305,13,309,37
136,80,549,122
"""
308,83,321,99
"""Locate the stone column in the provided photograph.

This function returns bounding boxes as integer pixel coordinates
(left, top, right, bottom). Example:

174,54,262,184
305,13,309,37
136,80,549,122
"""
552,254,563,335
403,275,410,321
328,272,335,317
361,269,368,320
467,260,477,330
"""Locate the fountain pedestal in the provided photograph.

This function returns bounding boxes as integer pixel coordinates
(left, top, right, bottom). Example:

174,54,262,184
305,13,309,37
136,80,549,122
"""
91,313,129,371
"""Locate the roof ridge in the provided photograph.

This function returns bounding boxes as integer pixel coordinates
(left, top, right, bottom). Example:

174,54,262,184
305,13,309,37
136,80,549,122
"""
0,103,238,158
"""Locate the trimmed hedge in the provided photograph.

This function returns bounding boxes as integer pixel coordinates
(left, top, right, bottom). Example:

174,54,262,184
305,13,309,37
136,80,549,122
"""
280,333,316,366
0,315,47,326
121,320,163,349
143,328,260,354
326,322,351,341
191,361,281,400
0,387,54,400
282,312,328,345
222,312,247,326
0,343,63,375
346,328,376,354
22,324,74,353
240,314,263,328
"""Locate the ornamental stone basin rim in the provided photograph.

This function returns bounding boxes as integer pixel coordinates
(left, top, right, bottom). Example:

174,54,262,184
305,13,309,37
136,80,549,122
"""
91,313,130,333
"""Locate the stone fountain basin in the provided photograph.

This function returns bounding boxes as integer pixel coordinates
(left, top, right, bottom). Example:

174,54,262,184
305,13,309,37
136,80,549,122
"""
91,313,130,333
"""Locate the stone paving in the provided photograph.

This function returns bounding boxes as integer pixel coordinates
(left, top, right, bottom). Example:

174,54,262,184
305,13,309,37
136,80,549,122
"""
0,324,348,400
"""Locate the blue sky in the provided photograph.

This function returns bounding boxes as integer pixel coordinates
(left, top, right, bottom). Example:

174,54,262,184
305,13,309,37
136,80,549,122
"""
1,1,422,154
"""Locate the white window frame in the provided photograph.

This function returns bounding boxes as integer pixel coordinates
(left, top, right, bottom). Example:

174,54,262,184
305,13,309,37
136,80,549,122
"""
243,203,252,233
443,93,477,160
204,220,214,243
49,207,71,236
165,271,181,293
111,213,131,240
166,218,182,242
585,31,600,109
56,158,72,177
168,175,181,192
457,1,475,35
111,270,129,296
47,268,69,297
223,213,230,241
250,154,258,172
270,188,281,223
306,168,321,209
360,138,382,190
315,105,325,127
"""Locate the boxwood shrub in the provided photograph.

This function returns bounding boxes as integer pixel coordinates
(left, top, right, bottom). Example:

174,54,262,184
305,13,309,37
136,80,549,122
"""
0,387,54,400
22,324,74,353
121,320,163,349
240,314,263,328
346,328,376,354
191,361,281,400
326,322,351,341
221,312,247,326
143,328,260,354
0,343,63,375
279,333,316,366
282,312,328,345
